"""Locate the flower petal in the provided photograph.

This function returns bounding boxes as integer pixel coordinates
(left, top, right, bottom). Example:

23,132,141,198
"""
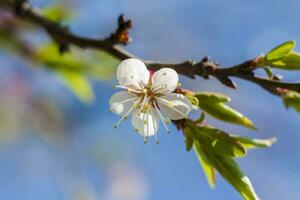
117,58,150,90
156,93,193,120
109,91,138,116
151,68,179,94
131,109,159,137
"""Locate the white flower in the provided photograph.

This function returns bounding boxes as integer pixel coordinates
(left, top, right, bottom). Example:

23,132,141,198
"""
109,58,193,143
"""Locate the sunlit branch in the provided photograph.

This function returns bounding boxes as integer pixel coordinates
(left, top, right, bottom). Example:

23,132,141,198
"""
1,0,300,96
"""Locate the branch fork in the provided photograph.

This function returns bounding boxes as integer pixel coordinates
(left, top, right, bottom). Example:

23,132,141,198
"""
1,0,300,96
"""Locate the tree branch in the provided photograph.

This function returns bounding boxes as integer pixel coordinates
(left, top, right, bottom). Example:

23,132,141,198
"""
1,0,300,96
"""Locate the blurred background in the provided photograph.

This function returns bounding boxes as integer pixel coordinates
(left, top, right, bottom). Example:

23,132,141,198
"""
0,0,300,199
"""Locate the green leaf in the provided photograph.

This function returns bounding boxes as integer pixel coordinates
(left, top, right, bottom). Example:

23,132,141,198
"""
282,90,300,112
59,70,94,103
196,101,255,130
34,43,119,102
195,93,255,129
36,44,94,102
36,43,117,80
265,40,295,61
36,44,87,72
184,129,194,151
267,52,300,70
201,146,260,200
41,4,73,21
262,67,273,78
230,135,276,149
184,125,247,158
196,92,231,103
194,141,216,188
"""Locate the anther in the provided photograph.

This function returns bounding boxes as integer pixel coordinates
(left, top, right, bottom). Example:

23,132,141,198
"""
165,118,171,124
144,137,148,144
167,102,173,108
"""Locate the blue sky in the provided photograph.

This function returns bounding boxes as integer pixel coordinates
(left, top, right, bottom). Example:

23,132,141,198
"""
0,0,300,199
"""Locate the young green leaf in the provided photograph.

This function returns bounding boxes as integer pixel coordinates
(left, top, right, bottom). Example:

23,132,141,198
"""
194,141,216,188
201,147,260,200
196,100,256,130
265,40,295,61
230,135,276,149
59,70,94,103
184,125,247,158
196,92,231,103
184,127,194,151
262,67,273,78
41,4,73,22
36,44,87,72
267,52,300,70
282,90,300,112
194,93,255,129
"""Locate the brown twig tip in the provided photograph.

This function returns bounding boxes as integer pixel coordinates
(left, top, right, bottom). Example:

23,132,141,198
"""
253,56,265,66
109,14,132,45
273,75,282,81
217,76,237,89
268,87,290,96
241,56,265,70
194,56,219,77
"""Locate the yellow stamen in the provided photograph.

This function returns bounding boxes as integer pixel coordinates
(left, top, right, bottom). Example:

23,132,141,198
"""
165,118,171,124
167,102,173,108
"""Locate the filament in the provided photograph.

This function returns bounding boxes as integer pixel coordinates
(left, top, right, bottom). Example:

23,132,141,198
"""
114,97,142,128
155,97,186,117
153,102,171,133
114,85,142,93
110,97,139,111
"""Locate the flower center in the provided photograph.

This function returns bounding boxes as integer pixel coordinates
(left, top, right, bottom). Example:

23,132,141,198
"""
138,87,156,112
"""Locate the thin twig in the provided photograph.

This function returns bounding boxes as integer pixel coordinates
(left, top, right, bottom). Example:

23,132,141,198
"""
1,0,300,95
